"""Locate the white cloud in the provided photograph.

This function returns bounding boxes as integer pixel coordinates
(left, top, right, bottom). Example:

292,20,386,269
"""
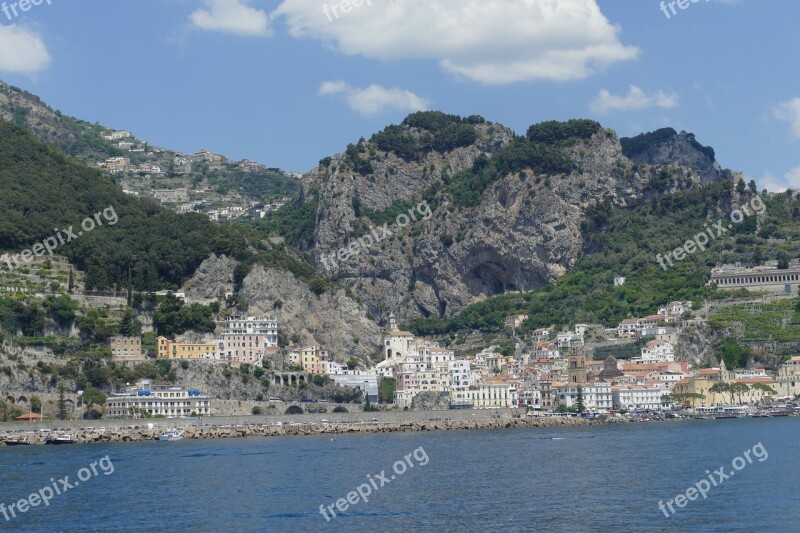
757,167,800,193
319,81,429,116
772,97,800,139
275,0,639,85
590,85,678,114
190,0,270,36
0,25,50,74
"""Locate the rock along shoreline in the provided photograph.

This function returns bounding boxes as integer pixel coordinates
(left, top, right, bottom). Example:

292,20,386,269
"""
0,414,635,446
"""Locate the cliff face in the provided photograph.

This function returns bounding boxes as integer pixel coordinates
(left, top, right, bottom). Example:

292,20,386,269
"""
303,124,710,324
182,256,382,360
621,128,720,184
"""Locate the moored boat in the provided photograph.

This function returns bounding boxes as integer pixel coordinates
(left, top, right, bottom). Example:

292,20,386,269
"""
3,438,31,446
158,428,184,441
44,433,75,445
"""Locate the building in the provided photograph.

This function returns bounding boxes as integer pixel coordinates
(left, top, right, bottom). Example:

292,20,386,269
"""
105,379,210,418
709,260,800,295
555,381,612,411
300,345,330,374
384,329,419,360
109,336,145,364
222,315,278,340
632,340,675,364
614,276,626,287
532,327,553,343
157,336,217,360
505,314,528,329
658,301,693,317
330,374,379,403
612,385,669,410
451,380,518,409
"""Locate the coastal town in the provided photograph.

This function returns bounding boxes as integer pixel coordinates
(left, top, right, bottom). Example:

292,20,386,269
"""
94,294,799,420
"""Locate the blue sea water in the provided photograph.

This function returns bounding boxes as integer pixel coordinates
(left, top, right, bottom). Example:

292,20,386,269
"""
1,418,798,532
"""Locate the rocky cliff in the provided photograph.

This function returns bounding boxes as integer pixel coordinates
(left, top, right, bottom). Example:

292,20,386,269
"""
300,118,714,325
182,255,382,360
621,128,720,184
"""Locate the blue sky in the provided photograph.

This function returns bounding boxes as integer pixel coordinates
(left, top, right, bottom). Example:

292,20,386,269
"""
1,0,799,190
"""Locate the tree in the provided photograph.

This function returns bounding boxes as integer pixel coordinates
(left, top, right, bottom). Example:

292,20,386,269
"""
67,267,75,293
57,384,68,420
79,387,107,418
710,382,734,405
126,265,133,307
729,382,751,405
576,386,585,413
30,395,42,414
347,357,360,370
379,377,397,404
251,406,263,415
778,251,790,270
364,393,373,412
750,383,776,402
119,307,142,336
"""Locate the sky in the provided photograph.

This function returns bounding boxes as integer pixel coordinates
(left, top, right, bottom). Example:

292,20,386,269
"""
0,0,799,190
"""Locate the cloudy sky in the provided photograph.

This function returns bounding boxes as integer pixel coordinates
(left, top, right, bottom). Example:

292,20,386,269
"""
1,0,798,190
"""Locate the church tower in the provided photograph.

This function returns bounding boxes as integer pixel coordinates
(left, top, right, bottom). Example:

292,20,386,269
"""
568,346,587,384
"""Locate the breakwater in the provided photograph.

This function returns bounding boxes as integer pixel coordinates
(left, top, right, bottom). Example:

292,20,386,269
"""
0,411,631,446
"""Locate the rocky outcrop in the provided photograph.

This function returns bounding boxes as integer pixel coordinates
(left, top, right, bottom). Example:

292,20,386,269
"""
240,265,381,360
621,128,721,184
305,126,708,323
182,254,237,302
411,392,450,411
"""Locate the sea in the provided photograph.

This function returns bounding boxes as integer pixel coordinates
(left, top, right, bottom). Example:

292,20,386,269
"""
1,417,798,532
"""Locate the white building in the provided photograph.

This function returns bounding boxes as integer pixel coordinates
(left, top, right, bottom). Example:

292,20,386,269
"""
555,382,612,411
330,374,379,403
632,340,675,364
449,360,473,388
220,316,278,346
105,379,210,418
612,385,669,410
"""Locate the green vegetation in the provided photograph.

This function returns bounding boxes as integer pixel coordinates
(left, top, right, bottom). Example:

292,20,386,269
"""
709,298,800,355
371,111,482,161
253,195,319,249
0,122,251,291
442,133,575,208
621,127,715,160
526,119,602,145
379,377,397,403
411,182,797,335
153,293,216,337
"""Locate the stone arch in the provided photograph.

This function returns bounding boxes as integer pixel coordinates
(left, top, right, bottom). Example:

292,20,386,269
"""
285,405,303,415
16,396,27,405
5,395,15,404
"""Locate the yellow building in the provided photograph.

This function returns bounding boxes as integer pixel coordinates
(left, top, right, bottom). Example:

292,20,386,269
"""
157,336,217,360
300,346,329,374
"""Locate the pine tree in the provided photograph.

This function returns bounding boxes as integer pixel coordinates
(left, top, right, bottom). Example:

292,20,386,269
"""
57,384,68,421
576,386,585,413
67,267,74,293
127,265,133,307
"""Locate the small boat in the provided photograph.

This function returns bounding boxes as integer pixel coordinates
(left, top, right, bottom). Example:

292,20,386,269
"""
44,433,75,445
3,438,31,446
158,428,184,442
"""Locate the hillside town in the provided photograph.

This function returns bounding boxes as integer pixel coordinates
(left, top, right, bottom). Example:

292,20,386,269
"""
122,299,798,419
97,130,295,223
